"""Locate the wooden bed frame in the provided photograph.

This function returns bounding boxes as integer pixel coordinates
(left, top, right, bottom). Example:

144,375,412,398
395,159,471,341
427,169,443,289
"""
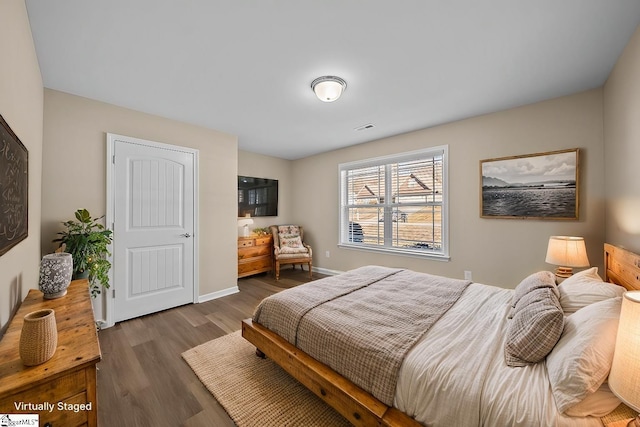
604,243,640,291
242,243,640,426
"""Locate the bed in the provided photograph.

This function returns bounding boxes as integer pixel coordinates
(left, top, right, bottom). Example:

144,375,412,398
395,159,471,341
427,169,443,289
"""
241,243,640,426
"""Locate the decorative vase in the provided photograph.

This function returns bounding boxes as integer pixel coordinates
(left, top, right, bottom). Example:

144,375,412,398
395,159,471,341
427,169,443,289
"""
19,309,58,366
38,252,73,299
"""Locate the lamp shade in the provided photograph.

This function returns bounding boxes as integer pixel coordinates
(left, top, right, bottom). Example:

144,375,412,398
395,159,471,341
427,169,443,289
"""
609,291,640,412
311,76,347,102
545,236,590,267
237,218,254,227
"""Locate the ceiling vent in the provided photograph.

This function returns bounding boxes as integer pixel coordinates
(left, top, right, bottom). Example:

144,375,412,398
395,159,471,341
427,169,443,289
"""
354,123,375,131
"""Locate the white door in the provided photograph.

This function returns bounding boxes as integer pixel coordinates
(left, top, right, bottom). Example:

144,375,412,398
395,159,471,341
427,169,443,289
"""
110,135,197,322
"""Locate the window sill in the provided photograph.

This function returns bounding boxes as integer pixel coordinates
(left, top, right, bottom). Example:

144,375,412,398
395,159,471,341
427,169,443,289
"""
337,243,450,261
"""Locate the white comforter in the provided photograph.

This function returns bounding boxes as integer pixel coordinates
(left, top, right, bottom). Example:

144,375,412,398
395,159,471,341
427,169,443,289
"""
394,283,603,427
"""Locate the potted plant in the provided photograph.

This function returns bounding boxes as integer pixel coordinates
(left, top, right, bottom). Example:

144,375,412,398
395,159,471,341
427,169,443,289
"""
53,209,113,297
252,227,270,237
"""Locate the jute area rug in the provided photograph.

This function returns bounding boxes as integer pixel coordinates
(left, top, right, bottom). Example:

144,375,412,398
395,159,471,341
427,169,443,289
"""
182,331,351,427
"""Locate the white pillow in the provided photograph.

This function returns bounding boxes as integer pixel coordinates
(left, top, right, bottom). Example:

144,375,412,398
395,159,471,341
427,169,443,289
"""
546,297,622,413
565,382,621,417
558,267,625,314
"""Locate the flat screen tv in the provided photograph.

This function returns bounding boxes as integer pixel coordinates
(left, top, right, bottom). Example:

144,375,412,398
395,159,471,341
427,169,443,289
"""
238,176,278,217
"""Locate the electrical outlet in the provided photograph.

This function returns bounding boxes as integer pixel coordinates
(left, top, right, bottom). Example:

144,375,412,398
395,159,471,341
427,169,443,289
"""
325,250,330,258
464,270,472,280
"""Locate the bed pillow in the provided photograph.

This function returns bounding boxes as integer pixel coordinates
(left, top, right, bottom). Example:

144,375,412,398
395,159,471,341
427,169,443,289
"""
564,382,621,417
505,287,564,367
508,271,557,319
546,296,622,413
558,267,625,314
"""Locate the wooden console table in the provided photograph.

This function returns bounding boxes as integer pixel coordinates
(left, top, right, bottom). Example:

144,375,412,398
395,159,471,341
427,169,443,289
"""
0,279,101,426
238,234,273,278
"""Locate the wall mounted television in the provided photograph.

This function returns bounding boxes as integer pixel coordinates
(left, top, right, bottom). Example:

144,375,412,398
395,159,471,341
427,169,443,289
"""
238,176,278,217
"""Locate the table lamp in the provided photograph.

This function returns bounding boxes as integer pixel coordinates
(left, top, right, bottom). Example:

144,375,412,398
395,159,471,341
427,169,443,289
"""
238,216,254,237
545,236,590,282
609,291,640,426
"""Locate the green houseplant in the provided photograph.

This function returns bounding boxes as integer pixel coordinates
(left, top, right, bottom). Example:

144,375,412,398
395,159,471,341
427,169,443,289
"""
252,227,270,237
53,209,113,297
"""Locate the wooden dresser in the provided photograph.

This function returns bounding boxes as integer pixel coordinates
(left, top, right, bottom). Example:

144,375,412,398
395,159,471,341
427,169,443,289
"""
0,279,101,427
238,234,273,278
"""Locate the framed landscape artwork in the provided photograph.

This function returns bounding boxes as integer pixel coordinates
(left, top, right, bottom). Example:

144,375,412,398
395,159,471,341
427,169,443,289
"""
480,148,579,220
0,114,29,256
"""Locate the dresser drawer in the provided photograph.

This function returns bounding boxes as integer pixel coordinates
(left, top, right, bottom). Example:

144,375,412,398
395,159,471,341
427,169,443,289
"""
238,239,254,248
255,236,272,246
40,391,90,427
0,369,86,408
238,257,272,276
238,245,271,260
0,368,92,427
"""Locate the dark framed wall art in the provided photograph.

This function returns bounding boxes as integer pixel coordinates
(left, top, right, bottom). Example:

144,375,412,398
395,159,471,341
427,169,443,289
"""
480,148,579,220
0,114,29,256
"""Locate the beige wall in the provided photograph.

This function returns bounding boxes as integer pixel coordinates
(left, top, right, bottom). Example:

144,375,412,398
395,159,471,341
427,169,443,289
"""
41,90,239,315
2,0,634,335
238,150,293,231
0,0,43,334
292,90,605,288
604,25,640,254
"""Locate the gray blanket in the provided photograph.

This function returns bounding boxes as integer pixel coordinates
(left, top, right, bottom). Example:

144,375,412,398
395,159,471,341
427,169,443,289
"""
253,265,471,406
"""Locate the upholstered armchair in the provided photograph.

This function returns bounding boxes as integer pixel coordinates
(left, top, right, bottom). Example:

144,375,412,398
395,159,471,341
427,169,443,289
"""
269,225,313,280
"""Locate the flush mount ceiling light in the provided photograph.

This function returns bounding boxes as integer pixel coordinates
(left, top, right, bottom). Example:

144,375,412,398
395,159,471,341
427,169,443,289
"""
311,76,347,102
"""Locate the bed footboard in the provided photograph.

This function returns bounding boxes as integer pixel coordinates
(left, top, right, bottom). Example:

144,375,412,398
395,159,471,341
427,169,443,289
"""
241,318,421,427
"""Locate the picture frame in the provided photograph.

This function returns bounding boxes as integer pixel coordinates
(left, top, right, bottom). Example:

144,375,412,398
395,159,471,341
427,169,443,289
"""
480,148,579,220
0,114,29,256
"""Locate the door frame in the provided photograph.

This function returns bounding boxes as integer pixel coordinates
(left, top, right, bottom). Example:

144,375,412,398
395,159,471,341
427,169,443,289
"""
104,133,199,328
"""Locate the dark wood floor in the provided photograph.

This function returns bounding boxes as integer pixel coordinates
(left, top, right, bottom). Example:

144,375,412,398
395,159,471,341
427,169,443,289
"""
97,268,324,427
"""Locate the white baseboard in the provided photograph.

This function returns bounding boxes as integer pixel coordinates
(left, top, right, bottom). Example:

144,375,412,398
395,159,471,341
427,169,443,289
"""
313,266,344,276
198,286,239,303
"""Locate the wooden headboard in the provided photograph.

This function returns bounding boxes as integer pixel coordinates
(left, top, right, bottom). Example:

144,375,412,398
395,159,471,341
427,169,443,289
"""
604,243,640,291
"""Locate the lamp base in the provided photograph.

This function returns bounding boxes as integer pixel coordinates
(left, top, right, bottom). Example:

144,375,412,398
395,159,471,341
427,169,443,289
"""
554,266,575,283
554,266,574,278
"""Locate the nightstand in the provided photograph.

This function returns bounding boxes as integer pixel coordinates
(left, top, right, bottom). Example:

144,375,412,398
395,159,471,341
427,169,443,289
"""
602,403,639,427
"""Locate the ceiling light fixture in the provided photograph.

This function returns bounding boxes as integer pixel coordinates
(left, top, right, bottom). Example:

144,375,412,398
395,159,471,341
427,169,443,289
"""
311,76,347,102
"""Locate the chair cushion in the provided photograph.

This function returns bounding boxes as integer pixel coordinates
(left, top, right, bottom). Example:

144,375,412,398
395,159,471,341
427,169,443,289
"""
277,252,311,259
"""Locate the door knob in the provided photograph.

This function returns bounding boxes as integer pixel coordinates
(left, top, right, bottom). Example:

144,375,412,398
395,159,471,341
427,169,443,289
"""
181,233,192,238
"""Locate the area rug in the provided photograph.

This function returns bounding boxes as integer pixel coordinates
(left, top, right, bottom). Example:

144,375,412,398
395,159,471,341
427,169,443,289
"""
182,331,350,427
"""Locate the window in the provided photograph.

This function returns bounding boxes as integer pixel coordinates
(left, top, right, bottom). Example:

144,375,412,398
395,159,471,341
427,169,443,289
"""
339,146,448,259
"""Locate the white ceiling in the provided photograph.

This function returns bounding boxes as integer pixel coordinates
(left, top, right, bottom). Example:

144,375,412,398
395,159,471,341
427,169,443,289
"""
25,1,640,160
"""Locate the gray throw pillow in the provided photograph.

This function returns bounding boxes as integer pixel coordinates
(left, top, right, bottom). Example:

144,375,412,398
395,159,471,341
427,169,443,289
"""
505,287,564,367
509,271,558,319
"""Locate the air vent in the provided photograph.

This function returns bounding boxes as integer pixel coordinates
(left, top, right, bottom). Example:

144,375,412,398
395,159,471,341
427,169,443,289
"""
354,123,375,131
